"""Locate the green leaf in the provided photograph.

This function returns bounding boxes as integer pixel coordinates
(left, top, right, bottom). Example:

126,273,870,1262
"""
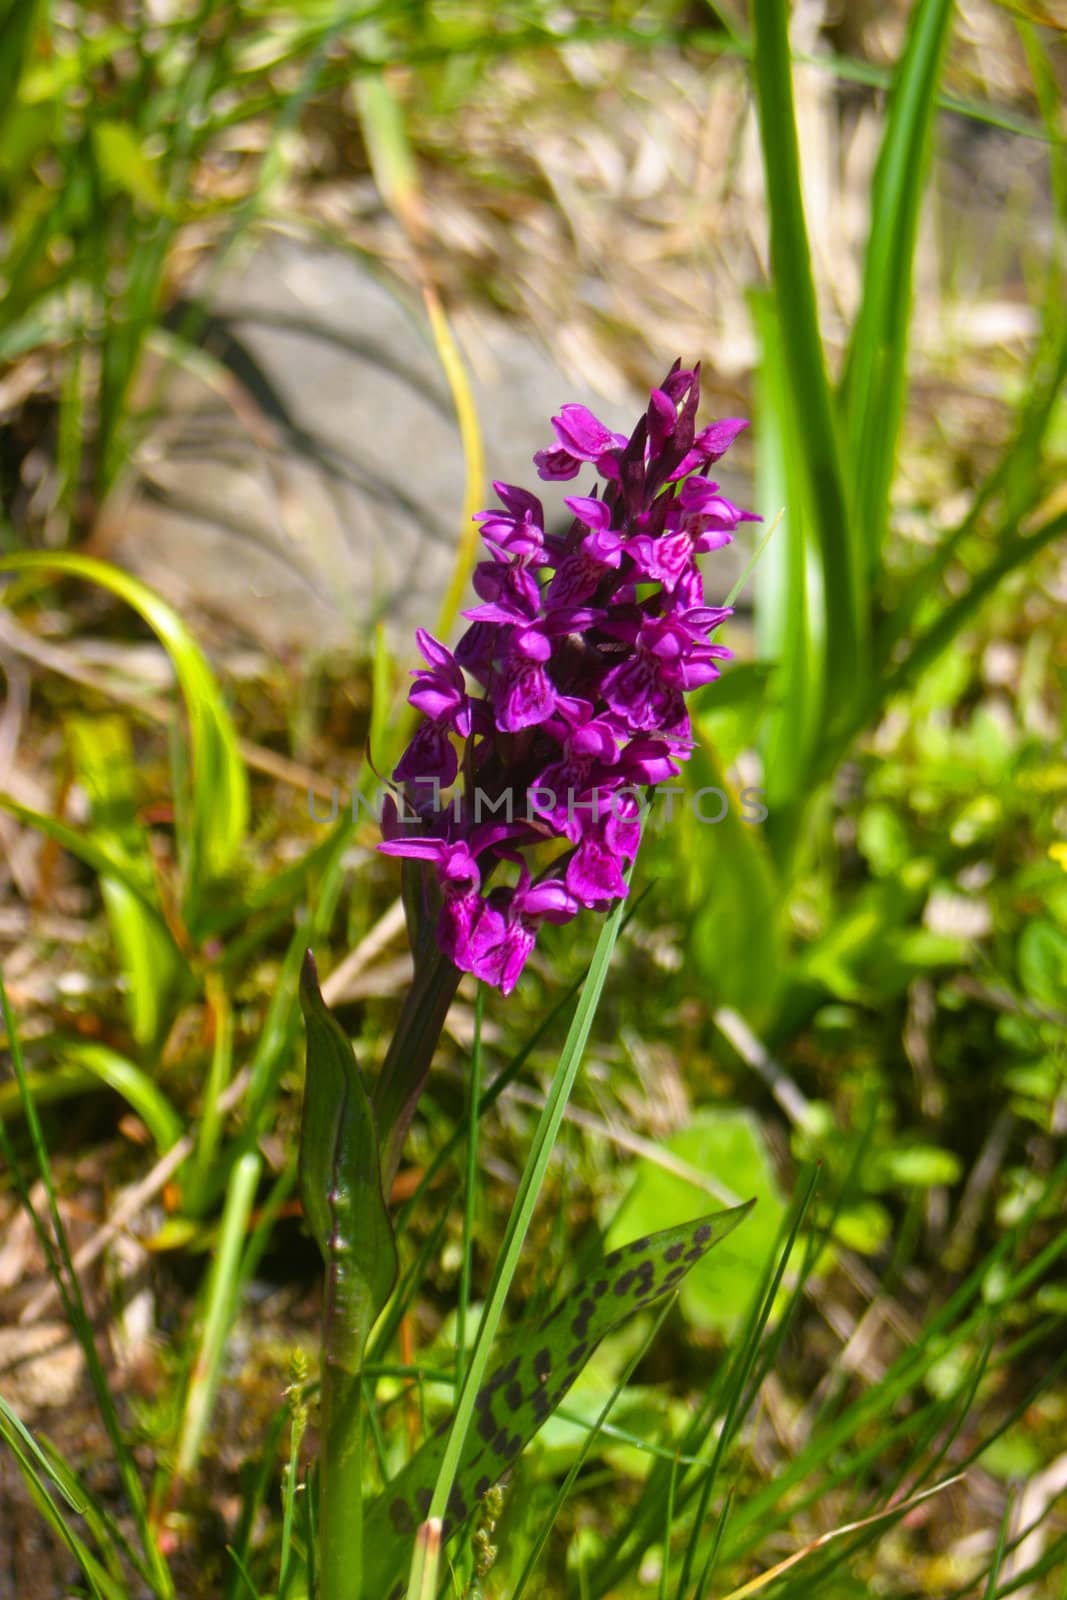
0,0,38,134
1018,920,1067,1010
0,1396,127,1600
870,1144,963,1189
839,0,954,575
91,119,178,217
57,1041,183,1153
363,1201,753,1600
299,952,397,1361
606,1110,784,1336
685,727,784,1026
66,714,183,1048
749,288,825,821
0,553,249,928
749,2,863,725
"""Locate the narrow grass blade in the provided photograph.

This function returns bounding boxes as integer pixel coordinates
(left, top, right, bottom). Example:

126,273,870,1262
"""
717,1476,964,1600
0,1399,127,1600
0,789,162,910
839,0,955,576
56,1041,183,1152
749,0,862,725
66,712,184,1049
0,967,174,1596
172,1150,262,1488
0,553,249,927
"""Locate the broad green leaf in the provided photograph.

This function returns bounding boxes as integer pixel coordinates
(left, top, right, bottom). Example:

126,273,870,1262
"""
750,288,825,822
363,1202,753,1599
299,953,397,1362
92,119,177,216
606,1111,783,1336
0,553,249,928
685,728,784,1026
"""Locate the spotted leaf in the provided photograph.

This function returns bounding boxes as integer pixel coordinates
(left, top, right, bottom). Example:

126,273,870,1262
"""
363,1199,753,1597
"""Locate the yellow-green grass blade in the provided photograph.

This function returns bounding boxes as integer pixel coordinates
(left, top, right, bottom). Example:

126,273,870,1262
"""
0,553,248,929
66,713,184,1049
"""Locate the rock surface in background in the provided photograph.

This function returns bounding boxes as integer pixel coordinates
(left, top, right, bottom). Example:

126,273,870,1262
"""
98,236,749,655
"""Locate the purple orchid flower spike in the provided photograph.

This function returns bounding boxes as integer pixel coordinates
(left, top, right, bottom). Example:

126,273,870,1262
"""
380,361,757,997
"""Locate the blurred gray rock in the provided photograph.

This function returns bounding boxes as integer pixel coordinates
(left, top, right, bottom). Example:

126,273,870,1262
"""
102,237,748,654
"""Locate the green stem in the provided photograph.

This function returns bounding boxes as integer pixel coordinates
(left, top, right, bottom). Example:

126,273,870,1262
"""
372,945,462,1192
318,1352,365,1600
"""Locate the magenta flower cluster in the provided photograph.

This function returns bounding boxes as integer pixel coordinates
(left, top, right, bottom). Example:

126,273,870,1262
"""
379,362,757,993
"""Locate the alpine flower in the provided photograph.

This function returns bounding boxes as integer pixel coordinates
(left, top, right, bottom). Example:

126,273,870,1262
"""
380,362,758,993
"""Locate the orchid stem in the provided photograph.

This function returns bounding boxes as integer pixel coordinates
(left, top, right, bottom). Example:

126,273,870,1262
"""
373,947,462,1192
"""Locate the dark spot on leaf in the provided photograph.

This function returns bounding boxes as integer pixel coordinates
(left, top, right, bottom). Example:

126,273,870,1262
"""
661,1265,685,1288
604,1248,623,1270
593,1278,609,1298
477,1406,498,1442
685,1245,705,1261
488,1356,520,1391
475,1475,492,1500
628,1235,652,1255
504,1432,522,1459
448,1486,468,1523
694,1224,712,1245
390,1497,414,1535
663,1242,685,1264
567,1341,587,1368
534,1346,552,1382
532,1386,551,1421
493,1427,510,1455
538,1301,565,1332
389,1584,404,1600
416,1488,432,1516
571,1297,595,1338
505,1380,523,1412
614,1269,636,1296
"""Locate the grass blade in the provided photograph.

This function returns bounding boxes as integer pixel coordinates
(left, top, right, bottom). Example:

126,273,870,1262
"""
839,0,955,576
0,553,249,928
749,0,862,726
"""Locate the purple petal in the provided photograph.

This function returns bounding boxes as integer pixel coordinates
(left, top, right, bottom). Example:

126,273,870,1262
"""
564,494,613,531
497,661,556,732
565,836,629,908
415,628,455,670
553,404,626,459
534,446,582,482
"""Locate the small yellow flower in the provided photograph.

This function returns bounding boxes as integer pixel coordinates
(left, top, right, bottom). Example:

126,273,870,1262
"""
1050,843,1067,872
